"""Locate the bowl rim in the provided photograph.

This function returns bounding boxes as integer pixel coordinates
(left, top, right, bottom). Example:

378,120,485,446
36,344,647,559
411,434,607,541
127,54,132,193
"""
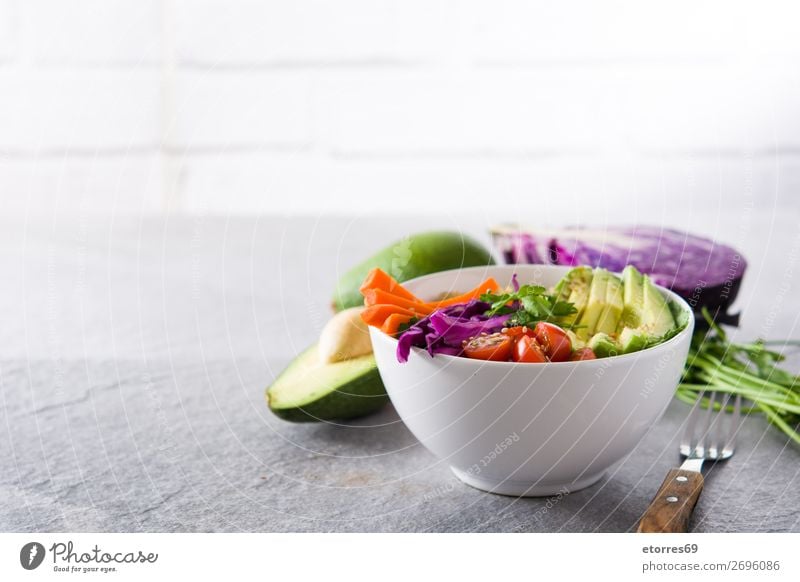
370,264,695,368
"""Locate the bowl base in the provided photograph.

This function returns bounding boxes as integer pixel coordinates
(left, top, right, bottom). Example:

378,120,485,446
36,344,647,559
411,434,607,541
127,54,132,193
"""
450,466,606,497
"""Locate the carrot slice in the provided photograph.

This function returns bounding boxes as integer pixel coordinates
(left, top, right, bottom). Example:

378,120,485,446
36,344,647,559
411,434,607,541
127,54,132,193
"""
359,268,422,303
362,289,435,315
430,277,501,308
360,304,415,327
380,313,414,336
359,270,502,328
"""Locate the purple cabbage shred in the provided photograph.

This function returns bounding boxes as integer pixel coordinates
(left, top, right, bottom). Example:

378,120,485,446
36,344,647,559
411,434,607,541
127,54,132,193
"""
395,300,511,363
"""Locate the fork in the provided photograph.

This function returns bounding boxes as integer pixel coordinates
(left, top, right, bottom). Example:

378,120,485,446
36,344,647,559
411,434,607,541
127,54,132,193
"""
637,391,742,533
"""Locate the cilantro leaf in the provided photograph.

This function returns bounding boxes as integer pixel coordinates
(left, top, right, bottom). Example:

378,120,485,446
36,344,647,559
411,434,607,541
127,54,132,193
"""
481,284,577,328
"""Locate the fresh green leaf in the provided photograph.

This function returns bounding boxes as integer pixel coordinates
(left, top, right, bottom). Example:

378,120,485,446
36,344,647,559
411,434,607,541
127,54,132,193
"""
481,284,577,329
676,316,800,446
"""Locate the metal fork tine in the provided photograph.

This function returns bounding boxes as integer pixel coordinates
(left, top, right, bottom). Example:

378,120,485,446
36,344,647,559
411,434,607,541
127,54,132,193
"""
722,394,743,456
681,389,705,455
713,392,732,458
681,390,740,462
698,391,716,457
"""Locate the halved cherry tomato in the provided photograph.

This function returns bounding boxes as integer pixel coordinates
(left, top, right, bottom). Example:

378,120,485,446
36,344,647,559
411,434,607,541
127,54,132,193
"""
463,333,513,361
513,335,548,363
570,347,597,361
532,322,572,362
502,326,535,339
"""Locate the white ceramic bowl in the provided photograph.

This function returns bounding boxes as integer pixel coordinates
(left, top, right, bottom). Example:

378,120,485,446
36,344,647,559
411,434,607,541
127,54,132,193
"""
369,265,693,497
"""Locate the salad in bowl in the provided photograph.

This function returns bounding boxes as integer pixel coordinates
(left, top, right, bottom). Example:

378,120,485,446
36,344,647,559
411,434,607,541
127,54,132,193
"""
361,264,687,366
363,265,693,496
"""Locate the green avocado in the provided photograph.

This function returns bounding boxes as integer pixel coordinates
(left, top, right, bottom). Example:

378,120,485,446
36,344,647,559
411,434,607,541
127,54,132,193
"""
588,332,621,358
577,268,610,340
566,329,586,350
554,266,593,327
620,265,645,330
617,272,676,355
332,231,495,311
619,327,648,354
642,275,676,336
596,272,624,335
266,345,388,422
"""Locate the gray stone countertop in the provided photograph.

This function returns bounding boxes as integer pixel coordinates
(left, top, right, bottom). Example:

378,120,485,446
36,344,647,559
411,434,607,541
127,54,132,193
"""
1,214,798,532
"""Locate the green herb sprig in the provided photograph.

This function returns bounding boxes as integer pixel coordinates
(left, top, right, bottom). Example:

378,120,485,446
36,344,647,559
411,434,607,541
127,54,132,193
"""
676,308,800,445
480,285,577,328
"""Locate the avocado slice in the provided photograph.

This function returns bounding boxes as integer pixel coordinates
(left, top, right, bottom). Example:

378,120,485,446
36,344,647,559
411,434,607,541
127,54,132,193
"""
595,273,624,335
577,268,610,340
553,266,593,327
332,231,495,311
619,327,648,354
642,275,676,336
554,266,592,301
620,265,645,330
617,273,676,355
588,332,621,358
267,345,388,422
566,329,586,350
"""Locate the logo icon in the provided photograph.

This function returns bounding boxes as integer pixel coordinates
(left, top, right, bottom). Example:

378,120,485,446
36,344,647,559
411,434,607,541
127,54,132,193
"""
20,542,45,570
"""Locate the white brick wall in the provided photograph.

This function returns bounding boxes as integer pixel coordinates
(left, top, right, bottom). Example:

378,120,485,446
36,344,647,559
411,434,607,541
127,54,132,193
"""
619,66,800,152
489,1,800,64
322,71,609,155
0,153,163,213
0,69,161,152
0,0,14,63
21,0,162,65
166,71,313,149
176,152,800,219
173,0,453,65
472,0,797,62
0,1,799,217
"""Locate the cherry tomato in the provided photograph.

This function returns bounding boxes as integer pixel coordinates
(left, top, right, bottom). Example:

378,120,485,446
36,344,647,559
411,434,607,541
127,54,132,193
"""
532,322,572,362
570,347,597,361
502,326,536,339
513,335,548,363
463,333,513,361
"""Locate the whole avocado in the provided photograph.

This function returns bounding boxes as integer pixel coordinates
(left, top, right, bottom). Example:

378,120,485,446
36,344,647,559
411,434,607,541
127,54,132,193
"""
333,231,496,311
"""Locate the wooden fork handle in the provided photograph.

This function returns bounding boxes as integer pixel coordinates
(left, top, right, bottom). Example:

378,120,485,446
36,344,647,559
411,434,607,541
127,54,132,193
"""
637,468,704,533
